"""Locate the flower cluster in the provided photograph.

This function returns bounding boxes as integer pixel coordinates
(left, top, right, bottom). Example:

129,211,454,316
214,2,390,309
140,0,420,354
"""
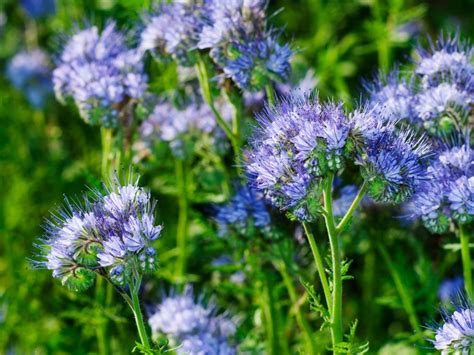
37,178,161,291
6,49,52,108
246,94,430,220
215,185,271,237
198,0,292,91
365,34,473,135
53,22,147,127
410,139,473,233
148,286,237,354
432,305,474,354
140,2,204,65
138,99,232,158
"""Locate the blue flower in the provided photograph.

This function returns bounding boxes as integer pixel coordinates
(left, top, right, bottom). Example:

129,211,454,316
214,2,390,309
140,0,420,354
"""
140,2,204,65
432,305,474,353
6,49,52,108
148,286,237,353
438,277,464,303
36,178,161,290
215,185,271,237
20,0,55,18
53,22,147,127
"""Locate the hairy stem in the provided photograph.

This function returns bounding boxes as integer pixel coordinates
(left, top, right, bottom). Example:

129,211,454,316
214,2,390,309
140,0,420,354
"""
302,222,332,310
377,243,420,333
265,84,276,106
323,173,343,348
336,180,368,233
175,158,189,282
130,279,151,351
459,225,473,300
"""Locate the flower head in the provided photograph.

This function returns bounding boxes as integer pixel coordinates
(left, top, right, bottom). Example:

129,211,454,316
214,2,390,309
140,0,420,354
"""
53,22,147,127
439,277,464,303
215,185,271,237
148,286,237,353
432,304,474,354
6,49,52,108
36,177,161,291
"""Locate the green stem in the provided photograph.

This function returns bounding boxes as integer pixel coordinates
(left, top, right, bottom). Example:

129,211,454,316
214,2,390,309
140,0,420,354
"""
323,173,343,349
278,262,316,355
377,243,420,333
336,181,368,233
459,225,473,300
175,159,189,282
302,222,332,310
265,84,276,106
101,127,113,178
195,54,242,169
130,282,151,351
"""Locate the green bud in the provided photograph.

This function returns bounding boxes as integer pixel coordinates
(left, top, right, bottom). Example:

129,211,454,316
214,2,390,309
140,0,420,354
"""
62,267,96,292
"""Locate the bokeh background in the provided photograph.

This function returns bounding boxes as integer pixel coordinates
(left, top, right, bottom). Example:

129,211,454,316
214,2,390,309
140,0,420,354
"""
1,0,473,353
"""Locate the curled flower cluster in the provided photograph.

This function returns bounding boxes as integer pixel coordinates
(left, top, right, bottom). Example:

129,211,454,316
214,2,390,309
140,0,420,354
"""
215,185,271,237
37,178,161,291
148,286,237,354
53,22,147,127
410,140,474,233
198,0,292,91
366,34,474,135
246,94,431,220
6,49,52,108
138,99,232,157
432,305,474,354
140,2,205,65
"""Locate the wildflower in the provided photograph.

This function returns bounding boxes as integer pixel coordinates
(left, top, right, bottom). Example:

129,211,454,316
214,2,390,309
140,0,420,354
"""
6,49,52,108
53,22,147,127
332,185,359,217
215,185,271,237
438,277,464,303
410,138,473,232
198,0,292,91
138,99,232,158
140,2,204,65
36,177,161,291
432,305,474,354
148,286,237,353
20,0,55,18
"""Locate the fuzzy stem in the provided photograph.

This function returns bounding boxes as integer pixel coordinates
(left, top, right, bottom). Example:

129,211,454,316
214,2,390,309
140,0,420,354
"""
302,222,332,311
175,158,189,282
265,84,276,106
336,180,369,233
130,278,151,351
195,54,242,169
459,225,473,300
323,173,343,349
377,243,420,333
277,262,317,355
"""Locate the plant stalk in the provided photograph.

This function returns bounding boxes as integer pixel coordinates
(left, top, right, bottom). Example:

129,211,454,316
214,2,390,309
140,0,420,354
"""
175,158,189,282
336,181,368,233
459,225,473,300
130,279,151,351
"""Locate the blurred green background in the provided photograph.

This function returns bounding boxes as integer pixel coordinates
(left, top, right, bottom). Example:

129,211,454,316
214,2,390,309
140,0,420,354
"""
1,0,473,353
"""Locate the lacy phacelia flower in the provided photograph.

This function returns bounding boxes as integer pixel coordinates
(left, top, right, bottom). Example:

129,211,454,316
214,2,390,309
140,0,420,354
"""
6,49,52,108
148,286,237,354
410,140,474,233
140,2,204,65
198,0,292,91
364,71,415,122
138,99,232,157
36,179,161,291
432,306,474,354
53,22,147,127
438,277,464,303
246,94,354,220
215,185,271,237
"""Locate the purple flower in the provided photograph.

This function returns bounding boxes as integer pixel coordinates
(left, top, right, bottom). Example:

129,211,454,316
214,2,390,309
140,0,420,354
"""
432,305,474,353
21,0,55,18
215,185,271,237
53,22,147,127
438,277,464,303
6,49,52,108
